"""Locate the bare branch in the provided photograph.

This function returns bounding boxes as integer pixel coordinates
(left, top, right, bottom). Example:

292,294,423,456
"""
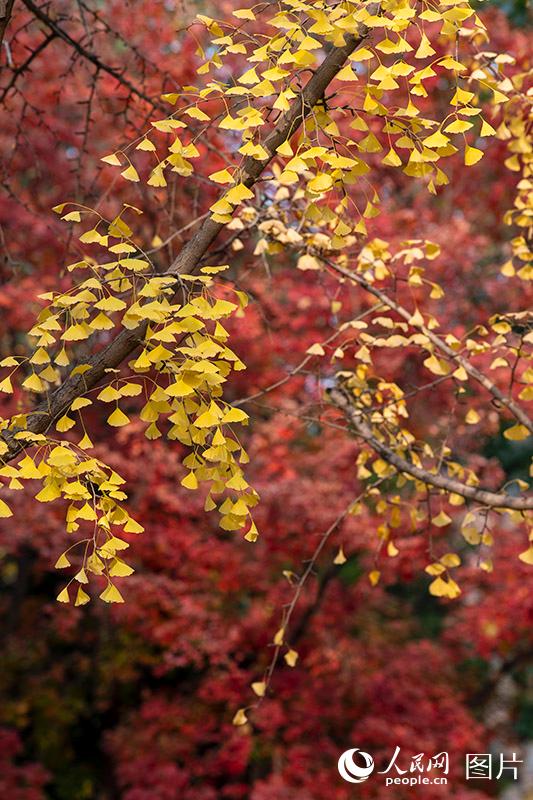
0,31,55,104
0,0,16,49
21,0,160,108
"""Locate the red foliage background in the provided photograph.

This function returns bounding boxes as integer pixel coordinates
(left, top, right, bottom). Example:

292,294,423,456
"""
0,2,531,799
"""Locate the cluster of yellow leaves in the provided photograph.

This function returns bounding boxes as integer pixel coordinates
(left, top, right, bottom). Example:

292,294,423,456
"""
99,0,503,252
457,52,531,281
0,209,259,603
426,552,461,598
339,349,531,596
0,204,155,401
0,0,529,619
0,437,142,605
96,1,531,616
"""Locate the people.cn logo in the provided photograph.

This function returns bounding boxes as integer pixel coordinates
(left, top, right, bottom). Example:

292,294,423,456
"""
338,748,375,783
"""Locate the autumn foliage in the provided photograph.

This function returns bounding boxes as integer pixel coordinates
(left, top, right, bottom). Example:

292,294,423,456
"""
0,0,532,798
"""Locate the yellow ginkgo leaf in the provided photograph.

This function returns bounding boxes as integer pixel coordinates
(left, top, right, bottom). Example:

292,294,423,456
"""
238,66,259,85
54,553,71,569
428,576,449,597
225,183,254,204
0,376,13,393
119,382,142,397
0,498,13,518
423,130,449,148
1,357,20,368
109,558,135,577
56,415,76,432
124,518,144,534
479,119,496,137
444,119,473,134
451,87,474,106
208,169,234,184
78,433,93,450
30,347,49,365
210,198,233,215
145,422,161,440
409,308,424,326
107,408,130,427
22,373,44,393
382,148,401,167
121,164,140,182
425,563,445,576
518,546,533,566
55,348,70,366
18,456,41,479
166,379,194,397
387,541,399,557
101,537,129,554
276,140,293,157
232,708,248,726
75,586,90,606
136,138,156,151
185,107,210,121
77,503,97,521
181,471,198,490
351,47,374,62
503,424,529,441
308,173,333,193
465,409,480,424
194,404,221,428
369,570,381,586
284,649,299,667
101,153,121,166
423,355,450,376
432,511,452,528
251,681,266,697
440,552,461,568
464,146,484,166
62,211,81,222
91,312,114,330
233,8,255,19
100,583,125,603
306,343,325,356
297,254,321,271
56,587,70,603
337,64,358,81
273,627,284,645
415,33,435,59
74,568,88,584
71,397,92,411
222,407,249,424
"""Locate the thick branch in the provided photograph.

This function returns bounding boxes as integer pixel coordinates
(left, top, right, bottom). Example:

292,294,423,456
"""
323,257,533,434
1,29,366,462
330,387,533,511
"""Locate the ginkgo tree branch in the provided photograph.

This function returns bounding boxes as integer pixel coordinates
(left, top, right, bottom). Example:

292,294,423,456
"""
1,29,367,463
330,385,533,511
322,257,533,434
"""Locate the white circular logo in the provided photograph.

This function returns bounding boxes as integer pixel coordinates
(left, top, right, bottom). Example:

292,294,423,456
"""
338,748,375,783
